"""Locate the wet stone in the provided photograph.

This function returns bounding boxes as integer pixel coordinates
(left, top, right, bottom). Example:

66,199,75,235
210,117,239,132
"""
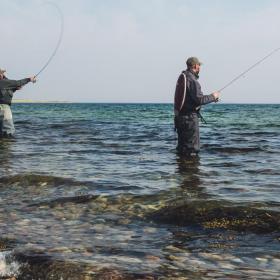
164,245,185,253
148,200,280,234
0,238,16,251
14,253,152,280
117,218,131,225
145,255,161,262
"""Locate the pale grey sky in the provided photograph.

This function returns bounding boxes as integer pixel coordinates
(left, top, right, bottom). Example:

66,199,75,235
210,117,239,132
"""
1,0,280,103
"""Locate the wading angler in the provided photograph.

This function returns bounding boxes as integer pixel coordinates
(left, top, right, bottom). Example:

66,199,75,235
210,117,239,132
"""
174,57,220,155
0,69,36,138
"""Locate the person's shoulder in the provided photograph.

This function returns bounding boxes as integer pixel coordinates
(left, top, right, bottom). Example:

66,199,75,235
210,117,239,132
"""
0,79,7,85
185,70,195,80
185,73,195,85
0,78,11,82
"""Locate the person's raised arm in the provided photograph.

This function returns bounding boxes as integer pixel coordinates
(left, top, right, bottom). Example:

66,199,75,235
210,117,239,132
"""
1,76,36,89
189,80,219,105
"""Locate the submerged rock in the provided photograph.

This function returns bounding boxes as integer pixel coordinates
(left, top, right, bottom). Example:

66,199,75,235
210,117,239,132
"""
148,200,280,233
0,238,16,252
11,252,158,280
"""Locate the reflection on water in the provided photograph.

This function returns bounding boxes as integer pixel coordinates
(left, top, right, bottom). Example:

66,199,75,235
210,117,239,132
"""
176,154,202,190
0,139,13,174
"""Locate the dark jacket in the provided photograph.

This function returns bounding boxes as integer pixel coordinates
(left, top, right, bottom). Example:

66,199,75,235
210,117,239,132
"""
179,70,215,115
0,78,30,106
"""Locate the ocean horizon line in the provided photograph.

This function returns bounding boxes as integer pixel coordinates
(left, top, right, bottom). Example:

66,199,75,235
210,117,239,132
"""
13,100,280,105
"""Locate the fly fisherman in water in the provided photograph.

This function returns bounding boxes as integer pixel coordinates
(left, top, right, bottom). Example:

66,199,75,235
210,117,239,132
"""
174,57,220,156
0,68,36,138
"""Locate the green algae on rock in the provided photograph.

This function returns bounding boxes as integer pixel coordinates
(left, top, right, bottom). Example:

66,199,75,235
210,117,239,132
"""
149,200,280,233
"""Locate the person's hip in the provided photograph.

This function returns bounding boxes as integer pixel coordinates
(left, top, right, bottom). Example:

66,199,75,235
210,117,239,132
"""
0,104,13,120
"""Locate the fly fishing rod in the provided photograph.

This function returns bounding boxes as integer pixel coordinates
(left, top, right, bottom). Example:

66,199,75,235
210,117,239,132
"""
35,2,64,78
218,47,280,92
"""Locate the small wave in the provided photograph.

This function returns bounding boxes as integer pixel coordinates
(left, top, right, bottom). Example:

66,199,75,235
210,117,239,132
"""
206,162,241,168
112,150,140,155
0,174,95,188
244,169,280,175
14,120,33,125
67,149,100,154
49,123,95,131
231,131,278,137
207,146,265,154
29,194,99,208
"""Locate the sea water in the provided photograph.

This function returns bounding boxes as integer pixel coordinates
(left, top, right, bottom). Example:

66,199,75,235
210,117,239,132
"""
0,103,280,279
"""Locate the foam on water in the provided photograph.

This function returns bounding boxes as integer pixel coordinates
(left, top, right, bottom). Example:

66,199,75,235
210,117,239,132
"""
0,251,20,278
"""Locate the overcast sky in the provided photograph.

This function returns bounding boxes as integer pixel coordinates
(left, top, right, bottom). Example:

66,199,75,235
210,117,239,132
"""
1,0,280,103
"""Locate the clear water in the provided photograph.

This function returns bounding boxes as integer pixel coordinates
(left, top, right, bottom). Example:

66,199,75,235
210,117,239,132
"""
0,103,280,279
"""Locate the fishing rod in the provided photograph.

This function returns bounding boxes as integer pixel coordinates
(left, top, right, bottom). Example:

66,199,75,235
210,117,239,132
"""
218,47,280,92
0,3,63,90
35,2,64,78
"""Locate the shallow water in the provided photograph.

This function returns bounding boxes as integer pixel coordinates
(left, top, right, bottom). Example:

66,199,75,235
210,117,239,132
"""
0,103,280,279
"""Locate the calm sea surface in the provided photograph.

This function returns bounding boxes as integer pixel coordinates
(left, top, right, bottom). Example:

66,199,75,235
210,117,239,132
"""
0,103,280,279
